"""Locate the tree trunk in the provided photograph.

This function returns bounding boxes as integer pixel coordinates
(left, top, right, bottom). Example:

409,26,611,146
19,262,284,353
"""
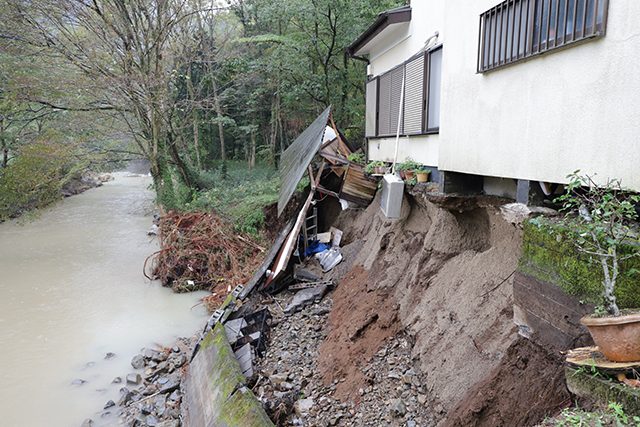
0,117,7,168
269,93,280,167
186,65,202,170
211,78,226,162
249,128,256,170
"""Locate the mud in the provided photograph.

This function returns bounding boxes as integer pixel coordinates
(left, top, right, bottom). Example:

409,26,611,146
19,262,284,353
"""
316,192,567,425
448,338,571,427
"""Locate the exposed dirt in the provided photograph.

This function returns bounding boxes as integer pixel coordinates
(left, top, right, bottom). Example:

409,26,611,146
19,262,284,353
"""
447,338,571,427
317,265,401,400
315,191,567,425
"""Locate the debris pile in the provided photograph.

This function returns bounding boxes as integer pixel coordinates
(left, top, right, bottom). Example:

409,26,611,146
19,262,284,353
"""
83,339,193,427
146,211,264,302
254,292,434,427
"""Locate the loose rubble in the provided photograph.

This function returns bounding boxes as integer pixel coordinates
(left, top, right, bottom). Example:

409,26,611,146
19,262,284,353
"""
84,338,192,426
254,292,434,427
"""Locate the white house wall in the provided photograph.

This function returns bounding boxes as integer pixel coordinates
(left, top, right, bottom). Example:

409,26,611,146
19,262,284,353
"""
441,0,640,190
367,0,446,167
366,0,640,191
368,135,439,167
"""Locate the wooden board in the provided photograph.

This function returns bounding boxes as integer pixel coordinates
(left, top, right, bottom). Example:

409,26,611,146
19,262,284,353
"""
339,163,378,205
566,346,640,370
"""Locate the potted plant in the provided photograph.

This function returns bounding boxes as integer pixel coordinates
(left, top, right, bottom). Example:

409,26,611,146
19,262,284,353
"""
555,172,640,362
397,158,420,180
416,167,431,183
364,160,388,175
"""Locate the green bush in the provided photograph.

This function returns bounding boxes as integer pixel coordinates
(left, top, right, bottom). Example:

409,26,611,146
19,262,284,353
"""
0,142,76,220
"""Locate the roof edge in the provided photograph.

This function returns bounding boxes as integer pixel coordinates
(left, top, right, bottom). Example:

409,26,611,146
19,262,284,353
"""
347,5,412,57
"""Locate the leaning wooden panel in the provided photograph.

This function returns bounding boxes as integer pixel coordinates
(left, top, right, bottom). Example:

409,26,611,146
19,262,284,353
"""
339,164,378,206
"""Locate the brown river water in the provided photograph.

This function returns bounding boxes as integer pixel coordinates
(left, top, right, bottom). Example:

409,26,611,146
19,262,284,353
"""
0,173,208,426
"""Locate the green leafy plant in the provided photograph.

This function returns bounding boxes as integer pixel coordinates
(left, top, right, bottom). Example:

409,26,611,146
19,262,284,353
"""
396,157,421,172
364,160,386,174
555,172,640,316
347,152,365,165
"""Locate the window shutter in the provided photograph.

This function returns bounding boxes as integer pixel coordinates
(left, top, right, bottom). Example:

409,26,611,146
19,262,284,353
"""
365,79,378,137
377,72,392,136
403,55,425,135
388,66,404,136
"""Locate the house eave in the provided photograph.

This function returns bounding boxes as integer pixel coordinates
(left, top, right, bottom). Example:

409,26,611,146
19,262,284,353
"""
347,6,412,58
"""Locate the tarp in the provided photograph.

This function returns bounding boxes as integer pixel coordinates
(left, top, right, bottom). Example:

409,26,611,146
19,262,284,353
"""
277,106,331,216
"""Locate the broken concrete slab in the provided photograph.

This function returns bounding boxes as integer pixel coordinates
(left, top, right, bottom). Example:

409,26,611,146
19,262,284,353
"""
284,285,329,314
182,324,273,427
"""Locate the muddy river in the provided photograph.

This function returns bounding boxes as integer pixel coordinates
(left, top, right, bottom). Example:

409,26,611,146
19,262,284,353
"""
0,174,208,426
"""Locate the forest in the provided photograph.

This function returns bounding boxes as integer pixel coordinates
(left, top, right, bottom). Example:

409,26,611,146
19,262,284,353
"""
0,0,404,226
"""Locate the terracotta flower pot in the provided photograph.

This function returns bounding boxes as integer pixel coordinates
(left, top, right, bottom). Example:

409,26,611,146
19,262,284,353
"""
404,170,416,181
416,171,430,183
581,313,640,362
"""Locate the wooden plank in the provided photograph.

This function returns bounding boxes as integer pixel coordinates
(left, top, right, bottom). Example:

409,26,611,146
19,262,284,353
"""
339,164,378,205
239,219,294,299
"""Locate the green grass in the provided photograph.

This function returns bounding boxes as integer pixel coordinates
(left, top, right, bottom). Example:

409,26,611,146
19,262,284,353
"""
541,403,640,426
184,161,305,238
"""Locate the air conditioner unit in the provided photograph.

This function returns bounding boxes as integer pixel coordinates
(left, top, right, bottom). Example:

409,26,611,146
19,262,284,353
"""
380,174,404,219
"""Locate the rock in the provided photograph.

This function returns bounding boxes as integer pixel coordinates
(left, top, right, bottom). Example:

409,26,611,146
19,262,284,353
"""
119,388,134,406
80,419,94,427
112,377,122,384
294,398,314,416
284,285,329,314
147,224,159,236
104,352,116,360
126,373,142,385
387,371,402,380
131,354,145,369
71,379,87,386
157,421,179,427
391,399,407,417
145,415,159,426
417,394,427,405
406,421,417,427
104,400,115,410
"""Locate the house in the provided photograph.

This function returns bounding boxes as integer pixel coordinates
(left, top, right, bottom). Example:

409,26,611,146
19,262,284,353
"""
348,0,640,201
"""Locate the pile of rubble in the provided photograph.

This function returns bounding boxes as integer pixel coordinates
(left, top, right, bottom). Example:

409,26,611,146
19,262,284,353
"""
253,291,434,427
84,339,193,427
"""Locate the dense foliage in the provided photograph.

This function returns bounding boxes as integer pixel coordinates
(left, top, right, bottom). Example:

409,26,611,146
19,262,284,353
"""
0,0,404,219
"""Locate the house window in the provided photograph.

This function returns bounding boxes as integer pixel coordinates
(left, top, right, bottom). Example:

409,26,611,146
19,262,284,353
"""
366,46,442,138
478,0,608,73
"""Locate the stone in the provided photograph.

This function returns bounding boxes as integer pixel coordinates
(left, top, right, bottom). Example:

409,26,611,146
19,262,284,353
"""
131,354,145,369
294,398,314,416
387,371,402,380
119,388,134,406
417,394,427,405
80,419,94,427
112,377,122,384
104,352,116,360
126,373,142,385
103,400,115,410
391,399,407,417
145,415,159,426
157,421,179,427
71,379,87,386
406,421,417,427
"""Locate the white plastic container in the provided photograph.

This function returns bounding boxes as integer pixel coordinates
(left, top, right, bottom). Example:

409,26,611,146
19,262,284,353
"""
380,174,404,219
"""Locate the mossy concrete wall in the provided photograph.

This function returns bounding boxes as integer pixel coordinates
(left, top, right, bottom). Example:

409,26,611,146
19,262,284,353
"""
566,367,640,415
520,220,640,309
182,323,274,427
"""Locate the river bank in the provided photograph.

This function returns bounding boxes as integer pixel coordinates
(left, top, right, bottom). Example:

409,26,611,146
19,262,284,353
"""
0,173,209,427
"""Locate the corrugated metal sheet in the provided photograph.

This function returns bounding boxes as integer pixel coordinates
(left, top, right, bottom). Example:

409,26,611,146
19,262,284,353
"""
277,106,331,216
403,54,425,135
365,79,378,137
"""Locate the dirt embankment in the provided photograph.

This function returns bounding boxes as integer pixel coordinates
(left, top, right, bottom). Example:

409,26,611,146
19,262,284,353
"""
316,192,568,426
